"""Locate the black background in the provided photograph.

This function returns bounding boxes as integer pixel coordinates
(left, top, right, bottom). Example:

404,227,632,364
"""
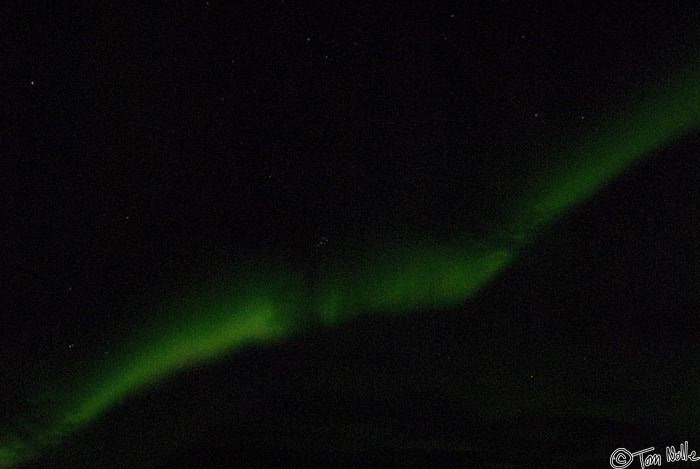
2,2,700,467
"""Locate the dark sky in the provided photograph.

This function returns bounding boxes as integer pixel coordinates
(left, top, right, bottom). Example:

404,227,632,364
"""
2,2,700,467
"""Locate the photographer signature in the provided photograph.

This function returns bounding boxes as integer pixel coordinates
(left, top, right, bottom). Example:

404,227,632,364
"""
610,442,700,468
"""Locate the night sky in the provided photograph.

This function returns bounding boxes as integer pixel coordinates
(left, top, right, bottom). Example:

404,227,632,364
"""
3,3,700,468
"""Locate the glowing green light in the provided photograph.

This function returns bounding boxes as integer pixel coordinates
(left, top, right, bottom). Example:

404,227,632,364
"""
2,61,700,467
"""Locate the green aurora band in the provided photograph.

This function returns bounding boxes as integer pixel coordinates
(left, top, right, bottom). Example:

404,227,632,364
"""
2,62,700,467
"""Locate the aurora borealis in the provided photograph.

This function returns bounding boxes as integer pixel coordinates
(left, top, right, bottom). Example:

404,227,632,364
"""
2,54,699,467
5,3,700,467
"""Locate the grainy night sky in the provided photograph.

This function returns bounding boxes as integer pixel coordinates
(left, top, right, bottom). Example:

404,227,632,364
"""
2,2,700,467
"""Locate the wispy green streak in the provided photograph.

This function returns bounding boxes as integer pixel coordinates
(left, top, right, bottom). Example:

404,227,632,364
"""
2,62,699,467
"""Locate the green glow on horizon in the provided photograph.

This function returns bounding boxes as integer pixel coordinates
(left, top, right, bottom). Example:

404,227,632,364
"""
315,241,513,326
2,62,700,467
